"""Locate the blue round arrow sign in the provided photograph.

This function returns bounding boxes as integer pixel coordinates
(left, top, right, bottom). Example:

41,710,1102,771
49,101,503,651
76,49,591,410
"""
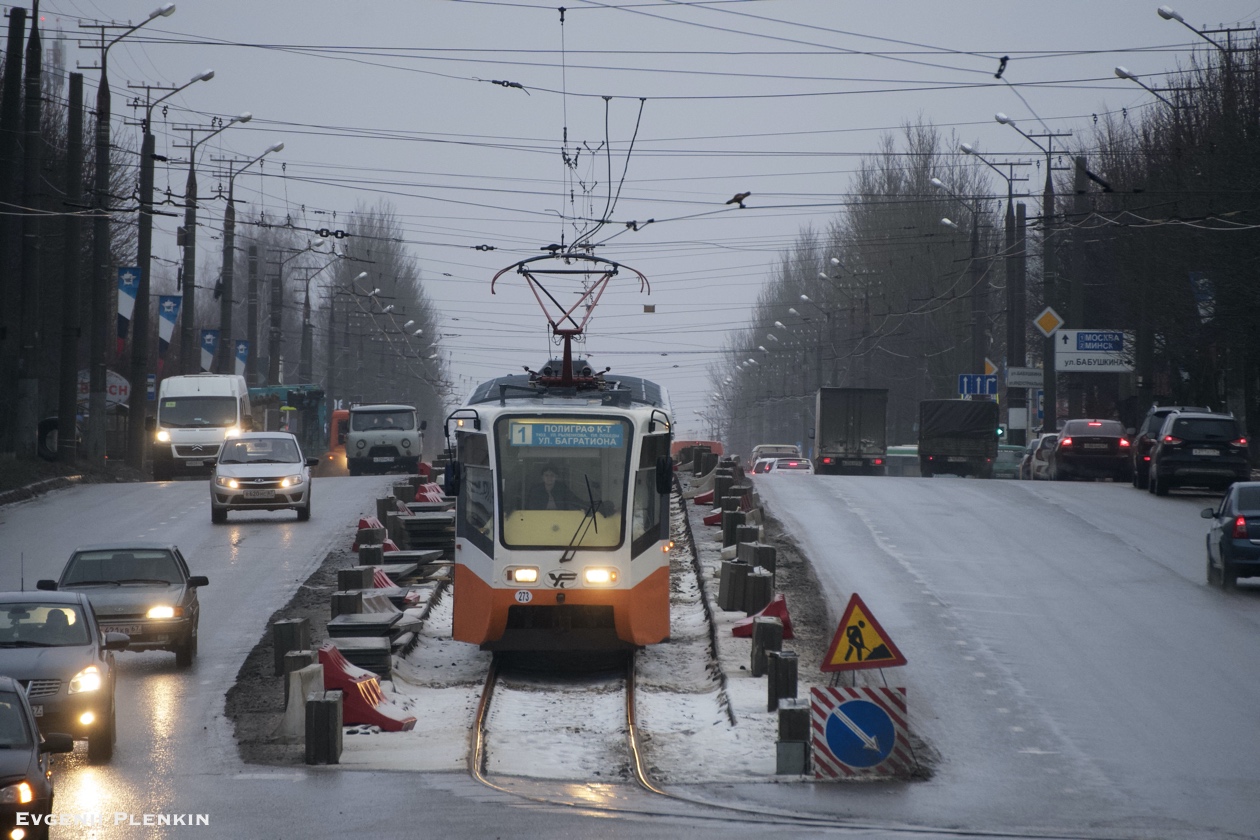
825,699,896,768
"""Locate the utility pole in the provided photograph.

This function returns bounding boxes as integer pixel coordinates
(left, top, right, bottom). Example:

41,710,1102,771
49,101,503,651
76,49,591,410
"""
0,7,26,455
246,245,259,385
1068,157,1090,419
125,71,214,469
80,3,176,466
15,6,43,459
57,73,84,464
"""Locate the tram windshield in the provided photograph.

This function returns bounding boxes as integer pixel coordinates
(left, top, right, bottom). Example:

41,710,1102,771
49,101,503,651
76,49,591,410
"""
496,416,630,549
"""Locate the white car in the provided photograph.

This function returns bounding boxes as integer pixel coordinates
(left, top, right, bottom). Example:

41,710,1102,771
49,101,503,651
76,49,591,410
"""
210,432,317,523
768,457,814,475
751,457,777,475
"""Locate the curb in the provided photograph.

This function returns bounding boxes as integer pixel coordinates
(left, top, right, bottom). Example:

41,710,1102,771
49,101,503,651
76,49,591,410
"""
0,475,83,508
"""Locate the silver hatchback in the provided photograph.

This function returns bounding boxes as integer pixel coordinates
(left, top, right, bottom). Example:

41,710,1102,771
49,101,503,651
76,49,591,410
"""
210,432,317,523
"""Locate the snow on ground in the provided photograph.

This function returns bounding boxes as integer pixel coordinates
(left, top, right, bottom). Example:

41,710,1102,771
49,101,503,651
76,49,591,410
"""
336,489,805,784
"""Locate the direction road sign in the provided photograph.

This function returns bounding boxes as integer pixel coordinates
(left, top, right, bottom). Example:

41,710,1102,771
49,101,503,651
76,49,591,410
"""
810,687,915,779
957,374,998,396
1006,367,1043,389
1054,329,1134,372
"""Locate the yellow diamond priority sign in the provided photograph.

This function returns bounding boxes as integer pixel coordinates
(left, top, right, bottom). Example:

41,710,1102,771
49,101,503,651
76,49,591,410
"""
1034,307,1064,338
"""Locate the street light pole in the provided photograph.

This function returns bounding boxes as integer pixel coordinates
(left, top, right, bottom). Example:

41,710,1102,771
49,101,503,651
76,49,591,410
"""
996,113,1071,432
177,112,252,375
83,2,176,466
961,144,1030,443
214,142,283,375
126,69,213,470
932,177,987,380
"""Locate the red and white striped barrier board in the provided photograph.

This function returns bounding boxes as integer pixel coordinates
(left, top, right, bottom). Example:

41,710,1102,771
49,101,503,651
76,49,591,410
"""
811,686,913,779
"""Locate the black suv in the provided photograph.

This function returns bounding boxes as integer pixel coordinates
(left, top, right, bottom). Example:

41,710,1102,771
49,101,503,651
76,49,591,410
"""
1147,411,1250,496
1131,405,1211,489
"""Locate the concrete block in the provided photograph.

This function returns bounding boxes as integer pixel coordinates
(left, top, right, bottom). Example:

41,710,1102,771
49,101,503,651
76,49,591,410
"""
750,615,783,677
273,663,323,742
717,560,749,612
271,618,310,676
305,690,343,765
331,590,363,619
358,543,385,565
744,569,774,615
766,649,799,711
776,740,809,775
777,698,810,741
337,567,374,592
721,511,746,547
282,650,317,705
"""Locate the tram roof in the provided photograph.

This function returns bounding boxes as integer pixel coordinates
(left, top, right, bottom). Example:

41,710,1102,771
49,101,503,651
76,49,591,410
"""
466,372,669,409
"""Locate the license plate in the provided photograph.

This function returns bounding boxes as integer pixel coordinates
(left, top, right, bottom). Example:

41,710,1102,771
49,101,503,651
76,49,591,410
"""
102,624,142,635
31,705,41,717
244,489,275,499
185,460,207,468
948,456,967,462
843,460,862,467
1193,449,1219,456
373,456,393,463
1083,443,1108,450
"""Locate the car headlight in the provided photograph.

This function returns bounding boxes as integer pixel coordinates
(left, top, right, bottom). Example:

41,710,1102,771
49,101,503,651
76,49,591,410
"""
156,430,171,443
401,437,412,449
223,426,242,439
215,475,239,489
147,605,181,619
69,665,102,694
279,474,305,488
355,439,366,450
0,780,34,805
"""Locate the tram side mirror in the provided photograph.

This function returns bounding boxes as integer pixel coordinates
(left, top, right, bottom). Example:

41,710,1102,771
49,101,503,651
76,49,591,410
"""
655,456,673,494
444,461,462,497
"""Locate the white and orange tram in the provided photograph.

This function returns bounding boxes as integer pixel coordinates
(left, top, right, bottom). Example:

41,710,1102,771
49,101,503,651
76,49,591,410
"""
442,253,675,651
444,364,674,650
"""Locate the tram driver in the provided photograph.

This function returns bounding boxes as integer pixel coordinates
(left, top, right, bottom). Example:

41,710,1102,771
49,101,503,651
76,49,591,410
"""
524,465,584,511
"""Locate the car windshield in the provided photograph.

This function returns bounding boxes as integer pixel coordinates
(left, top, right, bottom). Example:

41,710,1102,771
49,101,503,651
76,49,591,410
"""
351,410,414,432
62,550,181,586
0,691,33,748
219,438,300,464
0,603,91,647
1171,417,1238,441
156,395,238,428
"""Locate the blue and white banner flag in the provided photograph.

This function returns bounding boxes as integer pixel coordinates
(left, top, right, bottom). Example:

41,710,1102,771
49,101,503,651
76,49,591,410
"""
234,340,249,377
199,329,220,373
116,267,139,353
156,295,182,371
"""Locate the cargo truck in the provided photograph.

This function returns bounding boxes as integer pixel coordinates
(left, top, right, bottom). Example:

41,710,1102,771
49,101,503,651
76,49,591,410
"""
918,399,999,478
813,387,889,475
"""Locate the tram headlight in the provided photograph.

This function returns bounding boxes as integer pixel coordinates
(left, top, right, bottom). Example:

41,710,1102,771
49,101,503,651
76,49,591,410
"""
583,567,618,586
506,567,539,584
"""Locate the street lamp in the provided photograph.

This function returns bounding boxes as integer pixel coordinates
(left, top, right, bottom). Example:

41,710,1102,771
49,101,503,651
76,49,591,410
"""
931,176,986,378
126,67,213,469
1114,66,1175,107
961,142,1028,444
216,141,284,375
85,1,176,465
179,111,252,374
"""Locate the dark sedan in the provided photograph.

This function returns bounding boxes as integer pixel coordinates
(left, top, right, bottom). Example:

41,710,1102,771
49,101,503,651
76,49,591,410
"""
1201,481,1260,588
0,675,73,840
1048,419,1132,482
39,543,207,668
0,591,126,764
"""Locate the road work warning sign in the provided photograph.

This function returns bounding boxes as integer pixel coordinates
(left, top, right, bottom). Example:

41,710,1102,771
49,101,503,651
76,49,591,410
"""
821,593,907,672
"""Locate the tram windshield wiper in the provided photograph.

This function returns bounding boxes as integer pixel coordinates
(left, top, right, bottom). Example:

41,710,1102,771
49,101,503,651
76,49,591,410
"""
559,475,601,562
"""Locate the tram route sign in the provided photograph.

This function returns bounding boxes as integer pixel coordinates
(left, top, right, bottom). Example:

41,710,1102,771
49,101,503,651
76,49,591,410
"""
508,420,624,448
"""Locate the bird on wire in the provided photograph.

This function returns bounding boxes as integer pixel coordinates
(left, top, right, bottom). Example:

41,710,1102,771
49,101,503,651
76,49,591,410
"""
725,192,751,209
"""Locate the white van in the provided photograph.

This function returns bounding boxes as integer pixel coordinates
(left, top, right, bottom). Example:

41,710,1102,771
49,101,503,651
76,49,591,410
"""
152,375,252,481
345,404,424,476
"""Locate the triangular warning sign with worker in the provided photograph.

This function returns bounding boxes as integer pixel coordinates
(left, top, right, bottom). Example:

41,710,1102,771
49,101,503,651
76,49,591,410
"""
821,593,907,673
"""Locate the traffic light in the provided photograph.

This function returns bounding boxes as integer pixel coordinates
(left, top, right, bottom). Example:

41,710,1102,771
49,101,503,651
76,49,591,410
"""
997,424,1006,439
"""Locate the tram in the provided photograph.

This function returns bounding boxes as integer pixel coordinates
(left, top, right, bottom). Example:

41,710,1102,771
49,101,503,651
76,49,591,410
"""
443,255,674,651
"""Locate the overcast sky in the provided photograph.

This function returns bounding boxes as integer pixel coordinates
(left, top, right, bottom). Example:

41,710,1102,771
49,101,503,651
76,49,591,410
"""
18,0,1260,436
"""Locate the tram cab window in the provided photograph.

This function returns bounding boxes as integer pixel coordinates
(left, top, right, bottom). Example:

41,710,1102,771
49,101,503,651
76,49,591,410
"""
458,432,494,553
496,416,630,549
632,433,670,557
